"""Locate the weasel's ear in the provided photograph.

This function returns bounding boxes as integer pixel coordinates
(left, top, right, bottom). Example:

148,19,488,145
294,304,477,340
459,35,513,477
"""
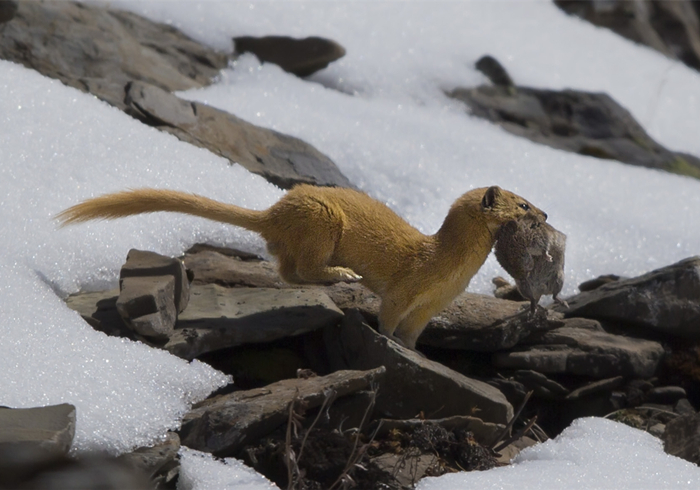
482,186,501,210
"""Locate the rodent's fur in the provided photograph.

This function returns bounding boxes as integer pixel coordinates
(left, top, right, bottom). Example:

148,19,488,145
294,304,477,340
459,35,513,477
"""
57,184,546,349
494,212,567,314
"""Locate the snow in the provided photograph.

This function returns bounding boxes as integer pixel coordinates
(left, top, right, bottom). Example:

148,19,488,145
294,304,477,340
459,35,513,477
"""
177,448,279,490
417,417,700,489
0,0,698,487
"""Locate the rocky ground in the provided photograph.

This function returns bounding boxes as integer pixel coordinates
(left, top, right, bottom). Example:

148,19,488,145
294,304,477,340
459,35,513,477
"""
1,1,699,489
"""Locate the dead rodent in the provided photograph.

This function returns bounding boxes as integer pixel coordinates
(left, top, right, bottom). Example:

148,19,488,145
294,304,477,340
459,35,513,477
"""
494,212,567,314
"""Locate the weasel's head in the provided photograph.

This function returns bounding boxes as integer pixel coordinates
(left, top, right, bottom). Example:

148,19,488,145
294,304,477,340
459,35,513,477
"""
478,186,547,233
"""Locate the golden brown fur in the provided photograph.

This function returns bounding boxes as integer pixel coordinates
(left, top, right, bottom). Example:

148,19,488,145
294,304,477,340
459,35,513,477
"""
57,184,546,349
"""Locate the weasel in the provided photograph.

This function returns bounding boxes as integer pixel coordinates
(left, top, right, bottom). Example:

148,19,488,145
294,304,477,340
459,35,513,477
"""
494,212,567,314
57,184,546,350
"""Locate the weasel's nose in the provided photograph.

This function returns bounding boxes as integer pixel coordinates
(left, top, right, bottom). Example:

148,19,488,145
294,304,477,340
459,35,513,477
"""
542,211,548,220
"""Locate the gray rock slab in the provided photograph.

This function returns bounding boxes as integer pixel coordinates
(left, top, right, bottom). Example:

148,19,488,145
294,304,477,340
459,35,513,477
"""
553,256,700,339
166,284,344,360
117,432,180,484
65,288,135,339
663,412,700,465
0,404,75,456
179,367,385,456
182,247,286,289
324,309,514,424
126,81,353,190
512,370,569,399
0,1,228,109
449,84,700,179
117,275,177,339
494,326,664,378
233,35,346,77
419,292,565,351
554,0,700,73
121,249,190,313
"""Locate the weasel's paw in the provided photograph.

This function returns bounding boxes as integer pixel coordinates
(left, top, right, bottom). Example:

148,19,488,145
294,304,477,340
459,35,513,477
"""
338,268,363,282
555,298,569,309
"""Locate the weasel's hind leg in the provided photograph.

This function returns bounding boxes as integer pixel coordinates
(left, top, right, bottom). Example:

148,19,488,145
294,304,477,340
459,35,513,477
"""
267,199,361,285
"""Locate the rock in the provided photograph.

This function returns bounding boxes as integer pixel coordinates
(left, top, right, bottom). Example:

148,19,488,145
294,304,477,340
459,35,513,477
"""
565,376,625,401
179,367,385,456
125,81,353,189
0,449,153,490
647,386,688,405
117,432,180,487
448,84,700,179
674,398,697,415
419,292,565,351
475,55,514,88
0,1,228,109
166,284,344,360
120,250,191,312
0,404,75,456
116,275,178,340
0,1,17,23
0,3,353,190
324,309,514,424
554,0,700,72
578,274,624,292
495,435,538,464
182,247,286,289
115,249,191,340
552,256,700,339
323,281,382,318
233,35,346,77
512,370,569,399
662,412,700,465
494,325,665,378
65,288,136,339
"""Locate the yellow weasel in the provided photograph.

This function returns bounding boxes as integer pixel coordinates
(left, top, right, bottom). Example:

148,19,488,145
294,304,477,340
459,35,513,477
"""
57,184,546,350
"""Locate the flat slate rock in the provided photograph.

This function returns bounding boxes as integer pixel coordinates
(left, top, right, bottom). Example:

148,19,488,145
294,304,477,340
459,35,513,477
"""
662,412,700,465
65,288,134,339
420,292,565,351
182,247,286,289
126,80,353,189
179,367,385,456
166,284,344,360
117,432,180,486
233,35,346,77
449,84,700,179
494,326,664,378
0,404,76,456
325,309,514,425
0,1,228,109
552,256,700,339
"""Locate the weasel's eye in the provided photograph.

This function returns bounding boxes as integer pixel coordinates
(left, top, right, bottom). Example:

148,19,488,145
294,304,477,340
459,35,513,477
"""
519,203,530,211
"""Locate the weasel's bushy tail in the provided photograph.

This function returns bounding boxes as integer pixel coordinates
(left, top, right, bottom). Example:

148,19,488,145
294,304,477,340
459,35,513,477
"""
56,188,266,232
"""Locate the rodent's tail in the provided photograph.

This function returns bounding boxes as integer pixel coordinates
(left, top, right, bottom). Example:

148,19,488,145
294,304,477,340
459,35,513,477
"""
55,188,266,232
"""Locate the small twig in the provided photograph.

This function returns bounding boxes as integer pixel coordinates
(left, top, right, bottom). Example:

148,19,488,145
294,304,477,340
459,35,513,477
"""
492,416,537,453
329,383,379,490
285,393,299,490
297,388,336,464
529,422,549,443
490,390,533,450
